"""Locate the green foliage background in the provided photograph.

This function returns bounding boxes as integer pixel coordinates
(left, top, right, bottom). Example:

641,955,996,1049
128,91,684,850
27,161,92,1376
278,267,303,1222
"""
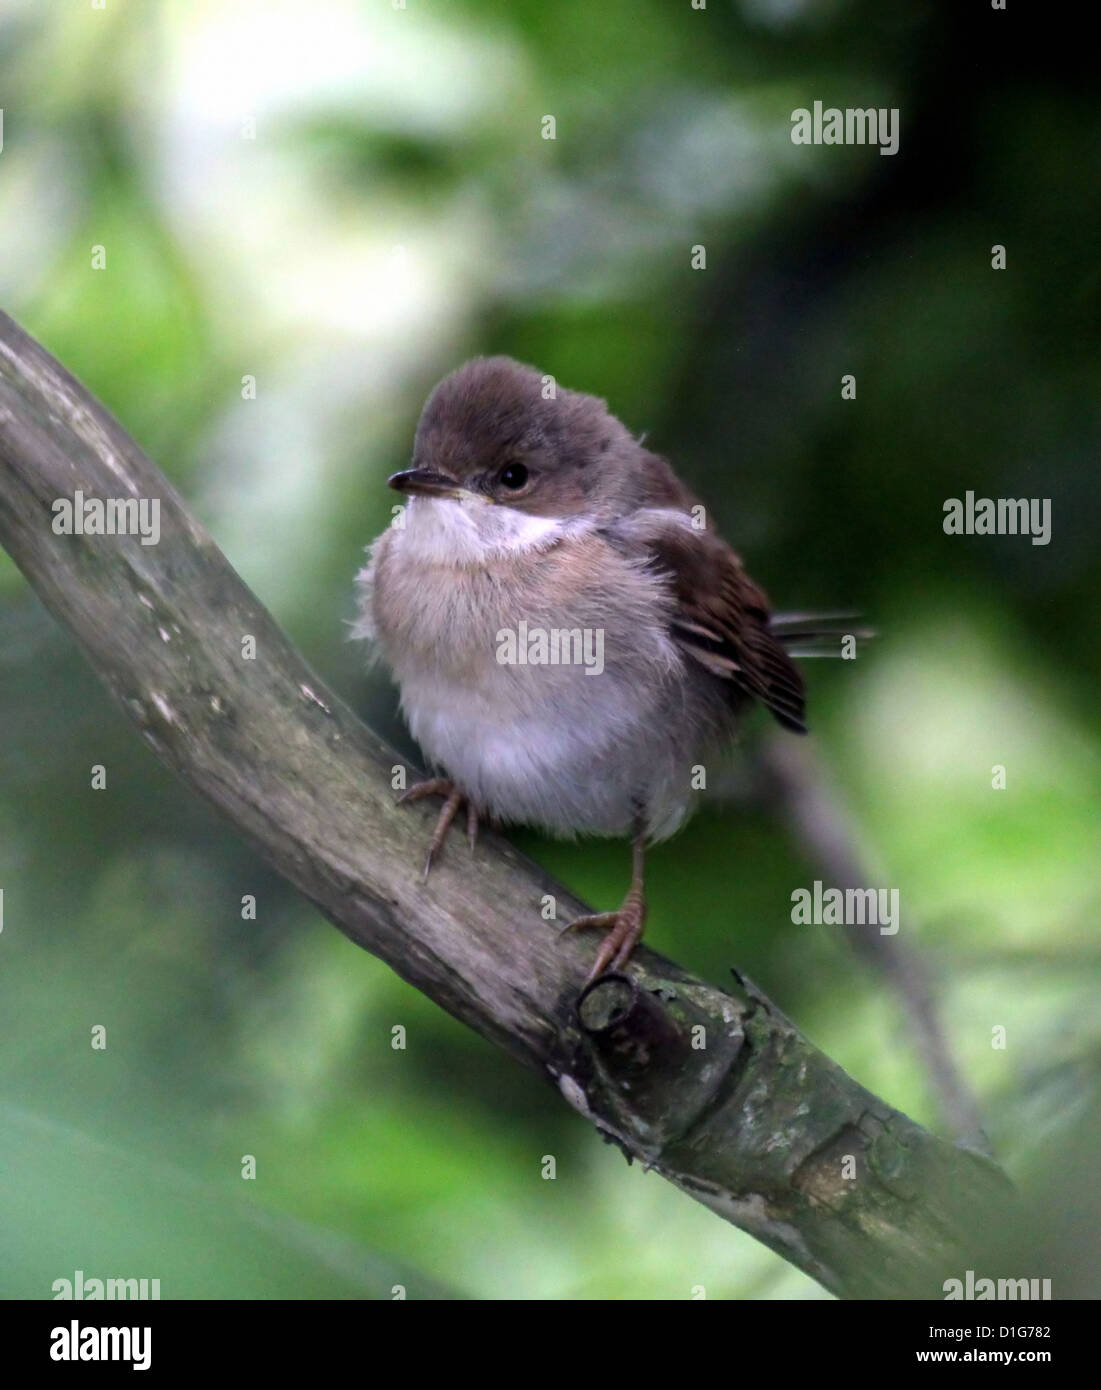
0,1,1097,1299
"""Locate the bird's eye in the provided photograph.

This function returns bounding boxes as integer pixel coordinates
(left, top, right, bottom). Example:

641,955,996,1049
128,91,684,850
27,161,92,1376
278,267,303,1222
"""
498,462,529,491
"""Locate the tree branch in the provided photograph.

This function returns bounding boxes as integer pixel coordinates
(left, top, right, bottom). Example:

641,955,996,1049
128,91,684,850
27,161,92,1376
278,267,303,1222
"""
0,311,1013,1298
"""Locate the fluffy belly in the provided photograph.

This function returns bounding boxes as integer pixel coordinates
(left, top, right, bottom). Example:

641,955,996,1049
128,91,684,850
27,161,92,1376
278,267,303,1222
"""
367,516,725,839
399,667,696,841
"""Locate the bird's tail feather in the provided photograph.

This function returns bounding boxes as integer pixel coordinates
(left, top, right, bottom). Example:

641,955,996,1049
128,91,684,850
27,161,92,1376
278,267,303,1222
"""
770,611,875,659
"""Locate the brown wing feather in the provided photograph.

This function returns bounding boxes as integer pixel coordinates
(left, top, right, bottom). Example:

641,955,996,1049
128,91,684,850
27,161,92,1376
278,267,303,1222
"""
608,509,807,734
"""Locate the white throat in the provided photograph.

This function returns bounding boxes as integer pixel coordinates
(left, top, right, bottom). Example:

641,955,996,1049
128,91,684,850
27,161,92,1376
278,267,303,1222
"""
398,495,587,564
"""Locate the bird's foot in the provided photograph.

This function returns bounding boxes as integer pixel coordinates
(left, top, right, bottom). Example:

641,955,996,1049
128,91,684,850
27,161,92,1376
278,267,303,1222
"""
562,888,648,982
396,777,479,881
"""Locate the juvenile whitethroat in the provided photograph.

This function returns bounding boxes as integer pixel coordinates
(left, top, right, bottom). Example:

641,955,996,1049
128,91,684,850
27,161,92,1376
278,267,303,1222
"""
355,357,821,980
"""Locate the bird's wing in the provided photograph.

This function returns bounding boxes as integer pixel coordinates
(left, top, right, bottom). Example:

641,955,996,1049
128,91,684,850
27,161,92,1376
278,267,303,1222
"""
605,508,807,734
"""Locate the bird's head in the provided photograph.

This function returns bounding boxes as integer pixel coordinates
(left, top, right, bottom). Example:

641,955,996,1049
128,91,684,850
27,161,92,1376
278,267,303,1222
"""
388,356,678,525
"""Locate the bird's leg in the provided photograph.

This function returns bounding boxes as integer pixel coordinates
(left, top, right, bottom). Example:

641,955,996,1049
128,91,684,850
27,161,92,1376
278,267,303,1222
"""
562,821,648,981
396,777,479,881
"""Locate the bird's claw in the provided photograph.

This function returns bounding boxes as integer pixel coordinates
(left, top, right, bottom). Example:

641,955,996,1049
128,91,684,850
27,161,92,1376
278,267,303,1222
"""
563,895,647,981
396,778,479,882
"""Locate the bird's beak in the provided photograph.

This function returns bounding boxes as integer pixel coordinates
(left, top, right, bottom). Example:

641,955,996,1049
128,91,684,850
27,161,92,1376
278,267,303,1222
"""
387,468,463,499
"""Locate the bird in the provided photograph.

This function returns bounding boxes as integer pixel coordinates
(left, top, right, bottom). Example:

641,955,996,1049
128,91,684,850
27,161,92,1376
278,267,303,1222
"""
354,356,826,981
